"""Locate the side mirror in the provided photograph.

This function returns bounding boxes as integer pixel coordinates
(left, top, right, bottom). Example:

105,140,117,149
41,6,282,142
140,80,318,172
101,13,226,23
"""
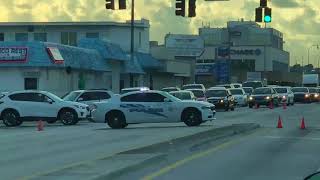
47,99,53,104
77,97,84,102
164,98,172,102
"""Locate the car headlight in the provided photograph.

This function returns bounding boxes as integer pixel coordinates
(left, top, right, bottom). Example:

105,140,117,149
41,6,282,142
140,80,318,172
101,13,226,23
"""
305,94,310,98
220,99,224,103
74,105,86,109
315,94,319,97
266,96,270,100
201,106,211,110
282,95,286,99
249,97,253,101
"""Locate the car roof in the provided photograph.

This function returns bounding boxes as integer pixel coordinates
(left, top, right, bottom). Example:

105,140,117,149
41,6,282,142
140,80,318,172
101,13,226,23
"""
162,87,179,89
120,90,166,96
184,88,205,91
229,88,244,90
8,90,49,94
208,87,226,90
121,87,149,90
169,90,192,94
242,87,253,89
183,84,203,86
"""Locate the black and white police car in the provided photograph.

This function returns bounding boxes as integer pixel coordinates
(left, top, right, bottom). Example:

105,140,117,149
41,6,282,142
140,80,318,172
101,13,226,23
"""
91,90,216,129
0,90,90,127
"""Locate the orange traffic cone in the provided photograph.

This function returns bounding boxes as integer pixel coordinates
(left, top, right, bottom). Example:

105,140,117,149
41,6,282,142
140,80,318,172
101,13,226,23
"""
37,120,44,131
277,116,283,128
300,117,306,130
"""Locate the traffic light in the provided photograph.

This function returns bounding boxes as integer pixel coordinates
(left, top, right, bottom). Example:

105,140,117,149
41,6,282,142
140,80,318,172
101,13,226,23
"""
175,0,186,17
188,0,196,17
264,7,272,23
105,0,115,10
119,0,126,10
255,7,263,22
260,0,267,7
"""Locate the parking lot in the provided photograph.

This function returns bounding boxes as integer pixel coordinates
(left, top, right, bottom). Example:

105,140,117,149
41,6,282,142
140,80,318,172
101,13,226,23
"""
2,102,320,180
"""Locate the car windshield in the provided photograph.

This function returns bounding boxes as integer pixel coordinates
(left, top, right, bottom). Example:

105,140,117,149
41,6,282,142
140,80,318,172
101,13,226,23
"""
162,88,178,92
274,88,287,93
170,92,192,100
292,88,308,93
189,90,205,98
243,88,253,94
62,91,82,101
46,92,63,101
182,85,202,90
229,89,243,95
163,92,182,102
253,88,272,94
206,90,227,97
243,82,263,89
233,85,241,88
309,88,317,93
121,89,139,94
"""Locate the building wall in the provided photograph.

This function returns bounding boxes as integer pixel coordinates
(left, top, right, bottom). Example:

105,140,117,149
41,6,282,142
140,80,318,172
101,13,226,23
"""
0,67,112,96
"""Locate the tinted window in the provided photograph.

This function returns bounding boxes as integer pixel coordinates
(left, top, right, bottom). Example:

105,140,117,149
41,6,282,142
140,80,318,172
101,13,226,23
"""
234,85,241,88
9,93,49,102
9,93,29,101
206,90,227,97
274,88,287,93
121,93,166,102
182,85,202,90
292,88,308,93
229,89,244,95
78,92,102,101
62,91,82,101
170,92,192,100
243,88,253,94
309,88,317,93
253,88,272,94
25,78,38,90
96,92,111,100
189,90,205,98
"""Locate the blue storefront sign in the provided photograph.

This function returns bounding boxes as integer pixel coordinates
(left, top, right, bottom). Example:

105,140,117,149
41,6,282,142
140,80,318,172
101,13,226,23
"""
196,64,216,75
196,61,230,83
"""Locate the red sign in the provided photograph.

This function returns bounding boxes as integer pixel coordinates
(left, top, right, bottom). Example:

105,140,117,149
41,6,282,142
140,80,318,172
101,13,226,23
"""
0,47,28,62
46,47,64,64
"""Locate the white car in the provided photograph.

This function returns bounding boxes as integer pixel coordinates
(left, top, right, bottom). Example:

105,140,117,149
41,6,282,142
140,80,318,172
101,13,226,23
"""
230,83,242,88
62,89,114,110
0,91,90,127
181,84,205,91
169,90,196,101
120,87,150,94
273,87,295,105
229,88,248,106
186,89,207,101
161,87,181,93
91,90,216,128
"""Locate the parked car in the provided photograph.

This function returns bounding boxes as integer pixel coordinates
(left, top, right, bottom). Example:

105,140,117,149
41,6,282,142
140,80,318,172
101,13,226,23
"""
307,87,320,102
205,87,235,111
62,89,114,110
169,90,196,101
230,83,242,88
242,87,254,96
291,87,311,103
0,90,90,127
229,88,248,106
181,84,205,91
187,89,207,101
120,87,150,94
161,87,181,93
91,90,216,128
242,81,264,89
248,87,280,108
273,87,295,105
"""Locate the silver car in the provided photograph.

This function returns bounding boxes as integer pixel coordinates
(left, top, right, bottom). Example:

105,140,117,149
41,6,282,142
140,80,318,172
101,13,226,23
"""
273,87,294,105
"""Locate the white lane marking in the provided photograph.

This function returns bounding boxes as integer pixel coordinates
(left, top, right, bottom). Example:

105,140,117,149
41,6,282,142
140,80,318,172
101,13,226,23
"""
263,136,320,141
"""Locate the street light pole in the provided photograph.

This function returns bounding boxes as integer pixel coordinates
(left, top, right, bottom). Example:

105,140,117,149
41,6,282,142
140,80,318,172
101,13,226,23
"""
307,44,319,66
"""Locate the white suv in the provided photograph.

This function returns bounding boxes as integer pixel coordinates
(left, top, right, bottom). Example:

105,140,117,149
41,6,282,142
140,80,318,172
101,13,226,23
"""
0,91,90,127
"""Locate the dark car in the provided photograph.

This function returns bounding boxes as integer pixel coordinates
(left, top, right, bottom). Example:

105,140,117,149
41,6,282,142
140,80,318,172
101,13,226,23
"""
307,87,320,102
291,87,311,103
243,87,254,95
242,81,264,89
248,87,280,108
205,88,235,111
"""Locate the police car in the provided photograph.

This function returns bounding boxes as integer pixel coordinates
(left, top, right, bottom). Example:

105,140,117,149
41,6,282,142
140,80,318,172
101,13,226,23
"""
91,90,216,129
0,90,90,127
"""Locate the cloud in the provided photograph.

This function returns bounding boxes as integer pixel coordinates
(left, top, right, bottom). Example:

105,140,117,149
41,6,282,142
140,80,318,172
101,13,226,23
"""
271,0,299,8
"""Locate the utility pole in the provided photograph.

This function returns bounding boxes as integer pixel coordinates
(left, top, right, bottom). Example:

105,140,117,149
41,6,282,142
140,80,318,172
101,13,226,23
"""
130,0,135,87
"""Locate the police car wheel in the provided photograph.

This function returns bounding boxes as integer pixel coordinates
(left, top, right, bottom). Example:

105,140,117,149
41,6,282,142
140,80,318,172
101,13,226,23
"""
60,110,78,126
2,110,21,127
182,109,202,127
107,111,126,129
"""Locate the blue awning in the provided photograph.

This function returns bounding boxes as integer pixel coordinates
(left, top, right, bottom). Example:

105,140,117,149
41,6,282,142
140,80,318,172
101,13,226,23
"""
135,52,163,70
123,54,144,74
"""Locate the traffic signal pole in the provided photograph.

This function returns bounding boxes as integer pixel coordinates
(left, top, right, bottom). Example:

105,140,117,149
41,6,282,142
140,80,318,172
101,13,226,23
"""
130,0,134,87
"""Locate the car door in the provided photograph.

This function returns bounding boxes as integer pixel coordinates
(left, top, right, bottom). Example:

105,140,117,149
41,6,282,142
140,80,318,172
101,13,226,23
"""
145,92,175,123
28,93,58,119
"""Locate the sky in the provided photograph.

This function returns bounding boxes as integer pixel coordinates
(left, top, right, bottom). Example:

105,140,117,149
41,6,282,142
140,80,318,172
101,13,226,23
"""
0,0,319,66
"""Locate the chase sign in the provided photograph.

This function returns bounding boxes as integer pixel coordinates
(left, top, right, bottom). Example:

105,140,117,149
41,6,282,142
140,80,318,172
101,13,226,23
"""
217,47,262,58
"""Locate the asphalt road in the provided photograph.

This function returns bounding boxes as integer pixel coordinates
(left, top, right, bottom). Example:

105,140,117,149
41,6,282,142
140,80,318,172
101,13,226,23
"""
1,103,319,180
116,103,320,180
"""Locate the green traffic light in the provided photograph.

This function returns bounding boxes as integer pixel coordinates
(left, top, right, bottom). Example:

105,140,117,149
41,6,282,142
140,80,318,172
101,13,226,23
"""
264,15,271,22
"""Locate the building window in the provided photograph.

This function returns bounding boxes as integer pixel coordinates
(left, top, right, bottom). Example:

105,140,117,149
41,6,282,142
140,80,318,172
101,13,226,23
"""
86,32,99,39
61,32,77,46
24,78,38,90
139,32,142,47
0,33,4,41
15,33,28,41
34,33,47,42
